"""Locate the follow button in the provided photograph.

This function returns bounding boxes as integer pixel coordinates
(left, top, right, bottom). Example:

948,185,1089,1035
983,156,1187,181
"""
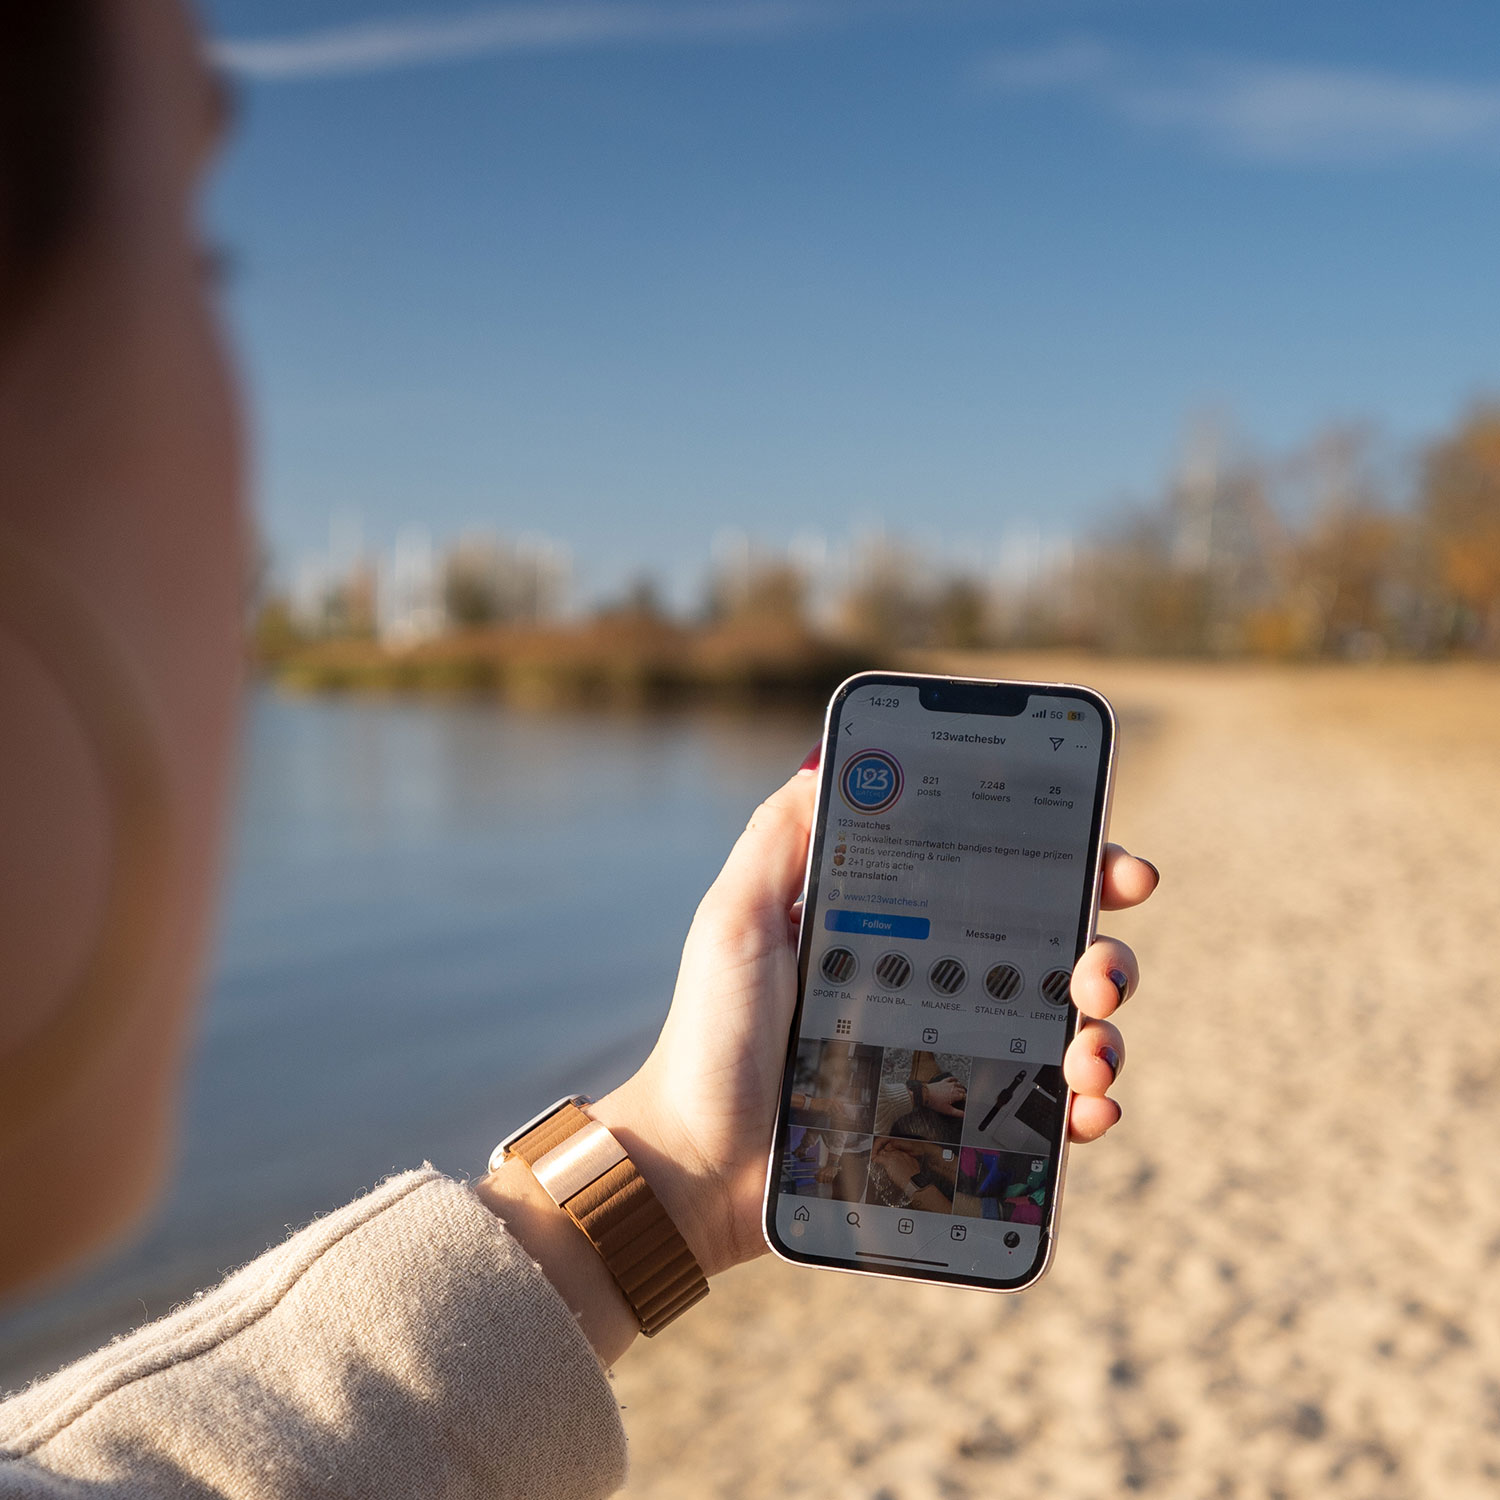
824,909,931,941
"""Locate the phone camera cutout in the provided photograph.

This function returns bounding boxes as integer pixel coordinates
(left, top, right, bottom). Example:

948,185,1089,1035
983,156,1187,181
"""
927,957,968,997
1039,967,1073,1007
873,952,912,991
820,947,859,985
984,963,1024,1002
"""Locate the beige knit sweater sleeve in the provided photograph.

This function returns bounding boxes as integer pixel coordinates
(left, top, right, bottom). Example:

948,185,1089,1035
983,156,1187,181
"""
0,1168,628,1500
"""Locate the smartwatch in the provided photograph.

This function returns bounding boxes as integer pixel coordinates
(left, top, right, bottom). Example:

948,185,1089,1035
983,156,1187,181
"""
490,1096,708,1336
899,1168,938,1207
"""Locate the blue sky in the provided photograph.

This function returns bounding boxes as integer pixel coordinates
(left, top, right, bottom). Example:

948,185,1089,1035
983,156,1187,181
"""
204,1,1500,601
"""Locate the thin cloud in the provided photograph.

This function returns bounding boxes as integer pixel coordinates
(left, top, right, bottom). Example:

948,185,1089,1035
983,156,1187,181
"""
983,37,1112,94
214,1,843,81
982,40,1500,164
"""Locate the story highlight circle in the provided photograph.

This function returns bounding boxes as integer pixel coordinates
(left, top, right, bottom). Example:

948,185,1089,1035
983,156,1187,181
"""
1039,967,1073,1007
839,748,904,815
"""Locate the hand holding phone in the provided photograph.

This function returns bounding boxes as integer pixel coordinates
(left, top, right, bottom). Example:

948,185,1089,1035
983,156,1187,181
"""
590,683,1155,1292
763,672,1128,1292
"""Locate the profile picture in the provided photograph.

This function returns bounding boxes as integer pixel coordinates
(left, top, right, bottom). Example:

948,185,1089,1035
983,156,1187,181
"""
839,748,904,815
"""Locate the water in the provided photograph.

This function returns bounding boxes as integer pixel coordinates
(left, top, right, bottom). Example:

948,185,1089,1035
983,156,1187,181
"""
0,692,811,1388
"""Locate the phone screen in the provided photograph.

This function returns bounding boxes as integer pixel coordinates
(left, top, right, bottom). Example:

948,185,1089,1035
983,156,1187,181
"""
764,673,1114,1290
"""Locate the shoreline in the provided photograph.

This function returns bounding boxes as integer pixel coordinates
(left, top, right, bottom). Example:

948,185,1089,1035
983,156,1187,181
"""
257,618,871,709
256,629,1500,714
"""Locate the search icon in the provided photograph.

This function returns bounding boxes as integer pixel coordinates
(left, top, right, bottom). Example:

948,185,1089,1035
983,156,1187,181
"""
846,1211,860,1227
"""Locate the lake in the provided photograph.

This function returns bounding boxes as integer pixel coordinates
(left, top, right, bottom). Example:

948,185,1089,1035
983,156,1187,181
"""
0,691,811,1388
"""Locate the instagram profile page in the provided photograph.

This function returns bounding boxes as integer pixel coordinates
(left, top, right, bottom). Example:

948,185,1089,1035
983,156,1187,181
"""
772,679,1109,1285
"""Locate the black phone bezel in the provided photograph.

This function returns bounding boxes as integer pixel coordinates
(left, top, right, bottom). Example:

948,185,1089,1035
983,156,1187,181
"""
762,669,1115,1292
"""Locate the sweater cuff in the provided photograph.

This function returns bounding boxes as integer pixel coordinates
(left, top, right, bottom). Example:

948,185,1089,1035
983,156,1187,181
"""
1,1169,628,1500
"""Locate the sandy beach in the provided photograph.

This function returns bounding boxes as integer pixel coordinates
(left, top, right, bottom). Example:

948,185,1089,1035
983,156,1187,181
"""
614,658,1500,1500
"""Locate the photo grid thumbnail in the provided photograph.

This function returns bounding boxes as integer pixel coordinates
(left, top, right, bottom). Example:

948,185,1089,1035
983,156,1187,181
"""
780,1126,872,1203
779,1037,1058,1220
965,1059,1064,1156
866,1137,958,1212
953,1149,1049,1223
781,1039,881,1203
874,1048,971,1144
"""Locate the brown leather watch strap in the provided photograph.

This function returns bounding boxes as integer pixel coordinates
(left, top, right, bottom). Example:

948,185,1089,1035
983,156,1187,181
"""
507,1101,708,1337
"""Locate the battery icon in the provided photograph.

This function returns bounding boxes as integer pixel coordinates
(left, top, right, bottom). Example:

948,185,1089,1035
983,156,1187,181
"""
1066,710,1084,721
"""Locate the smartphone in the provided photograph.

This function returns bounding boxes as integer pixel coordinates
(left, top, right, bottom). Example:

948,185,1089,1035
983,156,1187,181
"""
763,671,1116,1292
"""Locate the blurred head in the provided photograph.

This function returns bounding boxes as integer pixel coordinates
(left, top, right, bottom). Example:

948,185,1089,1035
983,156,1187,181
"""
0,0,247,1295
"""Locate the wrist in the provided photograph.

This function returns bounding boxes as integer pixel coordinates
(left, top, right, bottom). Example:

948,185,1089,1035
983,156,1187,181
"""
476,1086,718,1353
899,1168,935,1205
588,1076,741,1280
473,1157,640,1364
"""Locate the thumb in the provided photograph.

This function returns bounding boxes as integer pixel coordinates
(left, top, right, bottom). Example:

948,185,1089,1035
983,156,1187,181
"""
704,765,819,919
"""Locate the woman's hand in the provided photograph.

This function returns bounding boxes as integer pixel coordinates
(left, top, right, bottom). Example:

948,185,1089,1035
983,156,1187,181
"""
921,1077,968,1117
873,1140,921,1192
591,753,1160,1281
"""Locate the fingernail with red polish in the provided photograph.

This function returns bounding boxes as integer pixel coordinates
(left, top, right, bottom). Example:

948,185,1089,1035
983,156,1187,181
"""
798,743,822,773
1099,1045,1122,1081
1108,968,1130,1004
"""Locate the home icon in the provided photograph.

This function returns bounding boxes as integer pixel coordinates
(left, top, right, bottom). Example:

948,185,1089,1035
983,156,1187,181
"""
793,1205,810,1222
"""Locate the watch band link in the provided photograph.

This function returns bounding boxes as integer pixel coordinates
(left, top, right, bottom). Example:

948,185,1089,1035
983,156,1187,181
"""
507,1101,708,1337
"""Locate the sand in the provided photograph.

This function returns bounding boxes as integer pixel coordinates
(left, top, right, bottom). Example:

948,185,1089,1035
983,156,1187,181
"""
612,659,1500,1500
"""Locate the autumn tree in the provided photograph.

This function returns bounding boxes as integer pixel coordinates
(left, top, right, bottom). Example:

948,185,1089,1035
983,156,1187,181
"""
705,558,808,628
1419,405,1500,651
839,537,932,648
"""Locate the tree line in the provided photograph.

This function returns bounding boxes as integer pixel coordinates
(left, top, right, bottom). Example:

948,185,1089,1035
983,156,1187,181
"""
722,404,1500,659
259,402,1500,665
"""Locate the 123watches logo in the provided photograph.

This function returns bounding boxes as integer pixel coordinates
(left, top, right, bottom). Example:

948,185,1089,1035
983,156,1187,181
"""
839,749,904,815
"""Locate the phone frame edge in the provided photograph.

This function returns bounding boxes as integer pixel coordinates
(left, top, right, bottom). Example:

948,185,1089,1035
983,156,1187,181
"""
759,668,1119,1296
